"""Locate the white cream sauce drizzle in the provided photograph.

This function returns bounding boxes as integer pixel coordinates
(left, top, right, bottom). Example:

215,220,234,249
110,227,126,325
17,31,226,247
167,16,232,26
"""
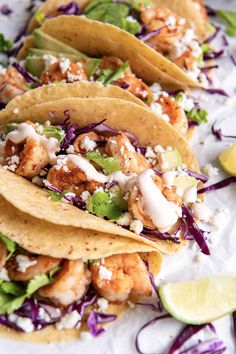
137,169,179,230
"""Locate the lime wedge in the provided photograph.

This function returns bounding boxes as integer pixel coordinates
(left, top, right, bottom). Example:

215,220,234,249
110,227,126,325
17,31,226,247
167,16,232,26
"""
159,276,236,324
218,144,236,176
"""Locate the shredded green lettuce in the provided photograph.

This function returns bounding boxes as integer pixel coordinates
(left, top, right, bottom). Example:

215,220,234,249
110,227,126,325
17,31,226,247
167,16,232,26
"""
0,232,17,261
216,10,236,37
88,189,127,220
35,11,46,25
86,151,120,174
0,33,12,53
49,189,70,202
97,62,129,85
187,108,208,124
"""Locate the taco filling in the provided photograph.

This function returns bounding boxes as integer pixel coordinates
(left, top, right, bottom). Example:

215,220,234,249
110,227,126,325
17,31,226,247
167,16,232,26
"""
0,232,153,335
0,116,207,250
0,29,207,134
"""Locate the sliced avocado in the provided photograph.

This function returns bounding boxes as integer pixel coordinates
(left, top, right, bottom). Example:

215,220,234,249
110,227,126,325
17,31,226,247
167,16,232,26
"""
218,143,236,176
26,56,45,77
160,149,182,171
174,175,197,193
26,51,101,78
33,29,86,57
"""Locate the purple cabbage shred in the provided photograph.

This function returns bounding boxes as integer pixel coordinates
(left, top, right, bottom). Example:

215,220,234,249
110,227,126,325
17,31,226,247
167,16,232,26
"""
12,63,36,83
187,169,209,183
0,4,12,15
204,88,229,97
58,1,80,15
137,27,166,42
211,121,236,141
197,177,236,194
87,311,117,336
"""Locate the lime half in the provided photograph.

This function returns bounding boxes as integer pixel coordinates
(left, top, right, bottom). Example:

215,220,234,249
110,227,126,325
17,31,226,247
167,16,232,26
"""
159,276,236,324
218,144,236,176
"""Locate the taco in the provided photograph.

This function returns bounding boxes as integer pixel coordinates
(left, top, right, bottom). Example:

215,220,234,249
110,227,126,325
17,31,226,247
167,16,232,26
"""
0,192,162,342
25,0,214,86
0,24,208,138
0,89,206,257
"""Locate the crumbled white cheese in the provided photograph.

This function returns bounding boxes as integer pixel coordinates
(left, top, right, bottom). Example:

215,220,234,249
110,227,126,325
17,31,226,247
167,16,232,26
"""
56,310,81,330
202,163,219,178
13,108,19,114
191,203,212,223
97,298,109,312
145,146,156,159
210,208,229,229
149,83,161,100
98,266,113,281
32,176,43,186
183,186,197,204
166,15,176,28
66,145,75,154
38,308,51,323
162,171,177,186
0,64,6,76
59,58,71,74
16,255,37,273
80,331,93,340
0,267,10,281
117,212,131,226
154,144,165,153
80,136,97,151
130,219,143,235
43,54,58,68
178,93,195,112
80,191,91,202
8,314,34,333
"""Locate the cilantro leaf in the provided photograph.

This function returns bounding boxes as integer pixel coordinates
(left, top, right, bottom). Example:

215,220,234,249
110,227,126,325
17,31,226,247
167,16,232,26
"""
187,108,208,124
88,189,127,220
87,259,99,265
0,232,17,260
0,34,12,53
86,151,120,174
216,10,236,37
1,282,25,296
27,274,51,295
49,189,69,202
35,11,46,25
48,265,61,280
105,62,129,85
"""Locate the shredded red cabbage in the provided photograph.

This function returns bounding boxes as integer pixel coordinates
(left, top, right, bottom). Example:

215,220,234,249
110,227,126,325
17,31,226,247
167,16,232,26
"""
105,180,119,190
141,229,181,244
222,35,229,47
87,311,117,336
230,55,236,67
135,314,170,354
168,324,216,354
182,205,210,255
211,121,236,141
143,259,163,312
137,27,166,42
188,121,199,128
197,177,236,194
179,339,226,354
74,291,97,317
204,26,220,44
205,6,216,16
0,4,12,15
58,2,80,15
233,312,236,346
187,169,209,183
12,63,36,83
204,88,229,97
201,65,219,73
204,49,224,60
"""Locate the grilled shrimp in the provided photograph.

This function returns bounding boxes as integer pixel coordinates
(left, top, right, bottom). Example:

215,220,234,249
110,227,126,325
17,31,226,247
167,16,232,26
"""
140,6,185,54
39,260,91,306
90,253,152,302
128,174,181,229
40,62,88,84
157,94,188,135
106,133,150,176
116,74,152,102
4,138,49,177
172,49,198,72
0,240,7,268
47,158,102,196
73,132,104,154
6,253,61,281
0,66,28,104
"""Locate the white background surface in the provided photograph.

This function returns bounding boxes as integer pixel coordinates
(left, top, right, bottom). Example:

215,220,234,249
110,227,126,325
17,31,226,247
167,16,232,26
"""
0,0,236,353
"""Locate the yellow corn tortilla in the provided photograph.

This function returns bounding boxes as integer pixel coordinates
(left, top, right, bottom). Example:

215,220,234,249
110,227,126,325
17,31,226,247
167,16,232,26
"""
0,194,162,342
152,0,214,42
37,16,200,90
2,81,147,113
0,94,198,253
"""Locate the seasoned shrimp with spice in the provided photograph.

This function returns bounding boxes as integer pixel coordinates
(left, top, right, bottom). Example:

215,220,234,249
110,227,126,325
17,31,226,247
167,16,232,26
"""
39,260,91,306
90,253,152,302
0,66,28,104
140,6,186,54
47,154,106,197
40,61,88,84
106,133,150,176
6,253,61,281
0,239,7,268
